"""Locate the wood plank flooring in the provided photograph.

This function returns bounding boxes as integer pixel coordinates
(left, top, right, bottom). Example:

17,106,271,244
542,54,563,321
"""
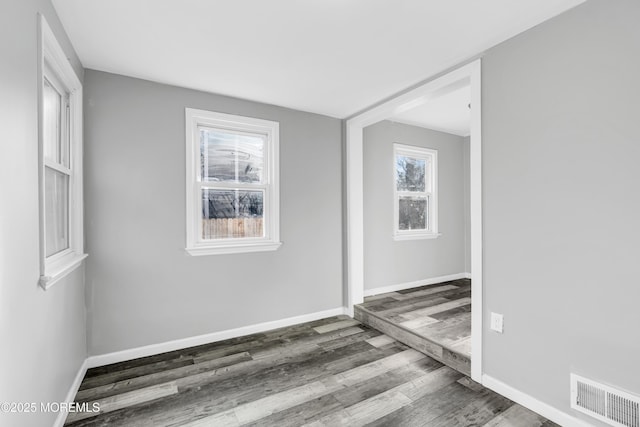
354,279,472,375
65,315,555,426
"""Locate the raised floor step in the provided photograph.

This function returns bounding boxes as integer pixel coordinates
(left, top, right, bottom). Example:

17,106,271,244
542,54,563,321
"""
354,304,471,376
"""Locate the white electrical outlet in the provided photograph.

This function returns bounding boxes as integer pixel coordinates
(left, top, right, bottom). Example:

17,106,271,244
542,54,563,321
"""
490,312,504,333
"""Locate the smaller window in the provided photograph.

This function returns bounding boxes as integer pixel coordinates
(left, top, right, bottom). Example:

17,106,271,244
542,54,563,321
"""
393,144,439,240
185,108,281,255
38,15,86,289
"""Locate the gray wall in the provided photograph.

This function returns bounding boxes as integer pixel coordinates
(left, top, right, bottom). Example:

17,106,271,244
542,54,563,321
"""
83,70,343,355
0,2,86,427
482,0,640,423
363,121,467,290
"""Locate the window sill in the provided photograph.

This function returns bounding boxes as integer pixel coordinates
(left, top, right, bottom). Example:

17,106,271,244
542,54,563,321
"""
393,233,441,241
186,241,282,256
39,252,88,290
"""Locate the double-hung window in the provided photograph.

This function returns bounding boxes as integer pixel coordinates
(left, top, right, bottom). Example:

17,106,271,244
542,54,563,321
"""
185,108,281,255
38,15,86,289
393,143,439,240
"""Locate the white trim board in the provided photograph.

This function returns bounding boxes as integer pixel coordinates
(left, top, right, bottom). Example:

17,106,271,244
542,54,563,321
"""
468,59,483,383
86,307,347,368
363,273,471,297
482,375,591,427
53,359,88,427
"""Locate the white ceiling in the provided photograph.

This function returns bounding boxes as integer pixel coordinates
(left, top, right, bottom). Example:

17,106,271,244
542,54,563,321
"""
390,84,471,136
52,0,585,119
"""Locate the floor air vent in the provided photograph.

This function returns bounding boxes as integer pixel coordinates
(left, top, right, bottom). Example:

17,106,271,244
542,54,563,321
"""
571,374,639,427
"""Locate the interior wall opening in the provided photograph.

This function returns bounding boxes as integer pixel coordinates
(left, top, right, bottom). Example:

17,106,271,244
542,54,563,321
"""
345,60,482,381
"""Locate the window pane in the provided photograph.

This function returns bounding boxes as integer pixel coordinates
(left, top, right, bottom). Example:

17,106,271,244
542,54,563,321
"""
60,97,69,168
43,78,62,164
202,189,264,239
396,155,426,192
45,167,69,256
399,196,427,230
200,128,264,183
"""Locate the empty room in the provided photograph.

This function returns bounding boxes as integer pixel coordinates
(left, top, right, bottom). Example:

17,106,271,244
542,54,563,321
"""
2,1,639,427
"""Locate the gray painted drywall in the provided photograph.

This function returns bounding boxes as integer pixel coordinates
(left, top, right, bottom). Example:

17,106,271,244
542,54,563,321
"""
463,136,471,273
83,70,343,355
363,121,467,290
0,2,86,427
483,0,640,424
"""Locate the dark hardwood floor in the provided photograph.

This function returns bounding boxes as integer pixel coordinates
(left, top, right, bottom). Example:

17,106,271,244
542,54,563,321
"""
65,315,554,426
355,279,472,376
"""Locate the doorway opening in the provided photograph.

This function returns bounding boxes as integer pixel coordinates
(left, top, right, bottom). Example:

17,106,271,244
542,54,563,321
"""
345,60,482,381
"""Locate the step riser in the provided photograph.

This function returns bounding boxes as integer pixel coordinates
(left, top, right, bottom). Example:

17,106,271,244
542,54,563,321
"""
355,307,471,376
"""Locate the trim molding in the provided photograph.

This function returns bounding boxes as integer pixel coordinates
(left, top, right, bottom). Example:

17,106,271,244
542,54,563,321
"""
481,375,590,427
86,307,347,368
363,273,470,297
468,58,483,382
53,359,88,427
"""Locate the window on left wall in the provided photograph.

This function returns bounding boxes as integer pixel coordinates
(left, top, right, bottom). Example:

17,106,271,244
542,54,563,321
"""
38,15,86,289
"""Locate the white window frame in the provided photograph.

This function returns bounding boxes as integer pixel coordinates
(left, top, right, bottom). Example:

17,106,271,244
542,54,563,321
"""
37,15,86,289
185,108,281,255
393,143,439,240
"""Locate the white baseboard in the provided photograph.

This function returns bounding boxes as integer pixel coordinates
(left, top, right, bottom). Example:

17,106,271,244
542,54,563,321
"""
363,273,470,297
53,359,88,427
86,307,348,368
482,375,590,427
